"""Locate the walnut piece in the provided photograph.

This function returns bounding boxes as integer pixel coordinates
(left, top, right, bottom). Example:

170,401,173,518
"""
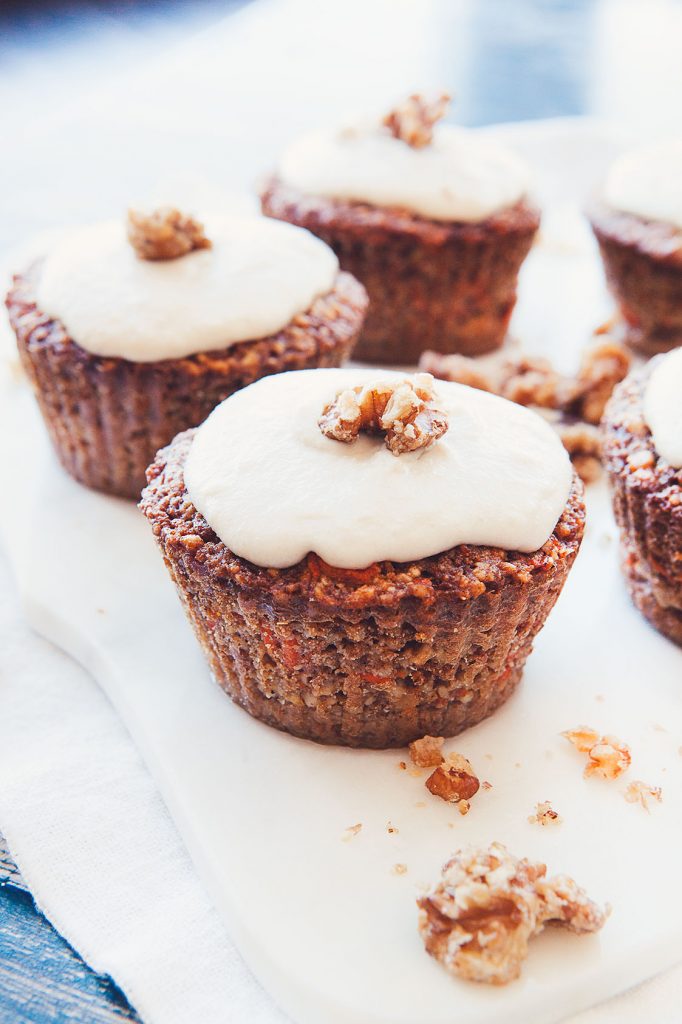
624,780,663,811
417,842,608,985
561,726,601,753
426,753,480,803
127,206,211,261
319,373,448,456
420,339,631,483
382,92,450,148
562,726,631,780
409,735,445,768
528,801,562,826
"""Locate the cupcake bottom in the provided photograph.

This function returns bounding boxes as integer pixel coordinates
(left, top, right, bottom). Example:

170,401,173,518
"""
621,542,682,647
590,206,682,356
7,268,367,500
261,180,540,365
141,431,584,749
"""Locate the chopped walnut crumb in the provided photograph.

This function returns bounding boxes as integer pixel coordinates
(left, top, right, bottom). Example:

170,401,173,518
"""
409,735,445,768
562,727,631,780
382,92,450,148
562,726,601,753
319,373,448,456
426,753,480,804
127,206,211,261
624,780,662,811
387,821,399,834
342,823,362,842
528,801,562,826
420,340,631,482
417,843,608,985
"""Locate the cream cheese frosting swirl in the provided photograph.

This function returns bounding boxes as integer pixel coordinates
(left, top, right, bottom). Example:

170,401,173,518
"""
277,124,530,222
184,368,573,569
643,348,682,468
36,215,339,362
604,139,682,230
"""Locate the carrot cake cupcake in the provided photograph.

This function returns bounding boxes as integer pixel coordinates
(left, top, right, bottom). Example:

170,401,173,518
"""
6,207,367,499
261,94,540,364
601,349,682,645
140,368,584,748
589,139,682,355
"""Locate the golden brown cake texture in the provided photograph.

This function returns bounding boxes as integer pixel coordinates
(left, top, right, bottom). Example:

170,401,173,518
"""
6,266,367,500
601,361,682,645
140,428,585,749
261,178,540,364
589,202,682,355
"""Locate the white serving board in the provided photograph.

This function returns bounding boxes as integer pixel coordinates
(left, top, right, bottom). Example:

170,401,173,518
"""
2,120,682,1024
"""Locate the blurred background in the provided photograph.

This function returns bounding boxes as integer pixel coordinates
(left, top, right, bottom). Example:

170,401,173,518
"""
2,0,682,255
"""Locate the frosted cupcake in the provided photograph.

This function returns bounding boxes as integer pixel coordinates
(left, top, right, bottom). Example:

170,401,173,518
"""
261,94,540,364
141,368,584,748
6,207,367,499
602,349,682,645
589,140,682,355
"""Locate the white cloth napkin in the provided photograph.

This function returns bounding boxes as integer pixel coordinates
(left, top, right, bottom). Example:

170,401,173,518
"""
1,549,680,1024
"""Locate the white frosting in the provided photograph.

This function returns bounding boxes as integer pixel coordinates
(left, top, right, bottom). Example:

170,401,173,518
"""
184,368,573,569
643,348,682,468
36,216,339,362
604,140,682,229
278,124,530,222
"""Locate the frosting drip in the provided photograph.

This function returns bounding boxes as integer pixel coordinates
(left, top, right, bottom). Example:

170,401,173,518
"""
278,124,530,222
36,216,339,362
184,368,573,569
643,348,682,468
604,139,682,230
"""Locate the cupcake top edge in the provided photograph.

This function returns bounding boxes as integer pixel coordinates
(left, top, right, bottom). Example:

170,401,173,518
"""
603,139,682,231
34,209,339,363
643,348,682,468
276,96,531,223
183,368,574,570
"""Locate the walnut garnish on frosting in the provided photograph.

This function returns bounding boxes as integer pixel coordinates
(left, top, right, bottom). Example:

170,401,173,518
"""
417,842,608,985
127,206,212,261
319,373,448,456
382,92,451,148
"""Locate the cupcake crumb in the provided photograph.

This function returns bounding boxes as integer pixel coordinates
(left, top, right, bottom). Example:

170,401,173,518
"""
426,753,480,804
624,780,662,811
342,823,362,842
398,760,408,770
392,863,408,875
382,92,450,149
127,206,211,261
457,799,470,816
409,735,445,767
417,842,608,985
528,801,562,826
482,780,492,791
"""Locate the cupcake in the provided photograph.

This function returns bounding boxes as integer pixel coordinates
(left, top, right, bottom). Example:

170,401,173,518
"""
140,368,584,748
589,139,682,355
601,349,682,645
6,206,367,499
261,93,540,365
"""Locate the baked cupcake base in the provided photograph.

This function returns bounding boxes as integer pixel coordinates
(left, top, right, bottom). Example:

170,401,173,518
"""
601,363,682,647
589,204,682,356
141,430,585,748
261,178,540,365
7,268,367,500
